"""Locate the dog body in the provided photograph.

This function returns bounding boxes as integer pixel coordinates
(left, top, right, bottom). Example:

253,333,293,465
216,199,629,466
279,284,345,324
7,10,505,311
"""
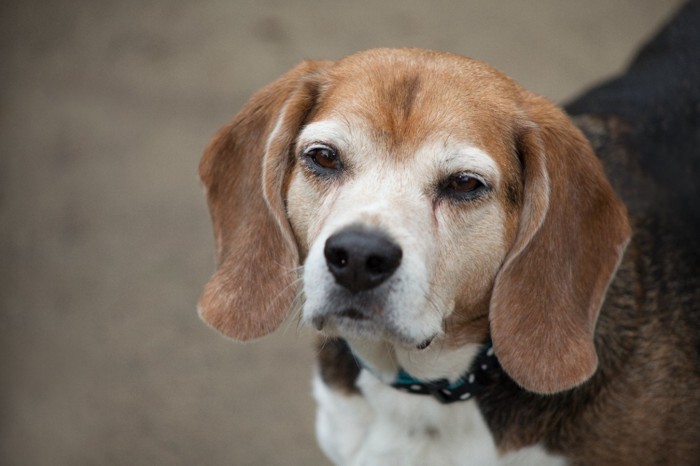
198,6,700,464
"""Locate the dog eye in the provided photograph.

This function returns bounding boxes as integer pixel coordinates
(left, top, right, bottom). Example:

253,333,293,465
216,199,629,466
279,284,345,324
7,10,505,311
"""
440,172,488,201
303,145,341,172
448,173,483,192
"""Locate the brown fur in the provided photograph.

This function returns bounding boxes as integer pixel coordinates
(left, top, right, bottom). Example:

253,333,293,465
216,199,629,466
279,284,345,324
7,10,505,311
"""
198,60,330,340
490,93,631,394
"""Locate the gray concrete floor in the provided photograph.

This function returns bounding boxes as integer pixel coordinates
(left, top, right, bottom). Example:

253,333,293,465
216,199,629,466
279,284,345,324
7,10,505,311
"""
0,0,685,464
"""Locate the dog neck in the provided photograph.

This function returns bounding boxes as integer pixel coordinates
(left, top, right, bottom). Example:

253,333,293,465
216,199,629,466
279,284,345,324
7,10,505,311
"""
345,336,498,402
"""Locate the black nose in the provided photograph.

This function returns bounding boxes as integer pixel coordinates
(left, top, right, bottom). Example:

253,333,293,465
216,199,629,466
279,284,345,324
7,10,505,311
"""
324,226,402,293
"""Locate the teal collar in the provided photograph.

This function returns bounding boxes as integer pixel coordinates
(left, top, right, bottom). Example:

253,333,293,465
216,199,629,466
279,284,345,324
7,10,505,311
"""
357,340,499,404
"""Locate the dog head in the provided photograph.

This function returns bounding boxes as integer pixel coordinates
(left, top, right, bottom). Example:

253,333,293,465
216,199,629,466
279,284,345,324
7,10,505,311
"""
198,49,630,394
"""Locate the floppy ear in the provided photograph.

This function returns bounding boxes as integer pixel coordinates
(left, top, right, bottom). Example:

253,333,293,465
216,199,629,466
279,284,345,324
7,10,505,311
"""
490,93,631,394
198,60,331,340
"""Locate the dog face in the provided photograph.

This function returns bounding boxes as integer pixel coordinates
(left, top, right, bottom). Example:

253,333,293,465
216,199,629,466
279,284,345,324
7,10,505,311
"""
287,60,524,350
198,49,630,394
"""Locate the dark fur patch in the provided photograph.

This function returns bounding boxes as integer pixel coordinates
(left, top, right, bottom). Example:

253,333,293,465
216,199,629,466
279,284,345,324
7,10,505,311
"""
392,74,421,121
316,337,362,395
503,175,523,212
376,74,422,148
566,1,700,225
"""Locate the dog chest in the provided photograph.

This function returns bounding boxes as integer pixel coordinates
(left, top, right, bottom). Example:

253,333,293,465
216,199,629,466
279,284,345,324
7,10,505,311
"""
313,371,567,466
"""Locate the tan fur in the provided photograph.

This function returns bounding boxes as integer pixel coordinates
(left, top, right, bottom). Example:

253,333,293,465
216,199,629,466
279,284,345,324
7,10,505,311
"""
198,48,630,394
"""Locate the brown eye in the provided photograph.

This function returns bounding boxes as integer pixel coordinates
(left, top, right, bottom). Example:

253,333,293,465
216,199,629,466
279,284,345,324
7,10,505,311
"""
303,145,341,172
439,172,488,201
448,173,483,193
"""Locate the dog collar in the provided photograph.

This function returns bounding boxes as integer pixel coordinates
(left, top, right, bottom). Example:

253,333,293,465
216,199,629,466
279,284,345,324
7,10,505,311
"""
356,340,499,404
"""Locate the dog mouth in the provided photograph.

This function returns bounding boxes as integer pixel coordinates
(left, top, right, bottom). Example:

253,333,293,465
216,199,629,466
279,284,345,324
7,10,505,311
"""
338,308,368,321
312,307,437,350
415,337,434,350
311,307,369,331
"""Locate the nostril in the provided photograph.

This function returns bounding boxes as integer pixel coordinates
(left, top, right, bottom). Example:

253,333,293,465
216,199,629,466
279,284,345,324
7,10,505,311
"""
366,255,384,274
326,247,349,269
365,250,401,276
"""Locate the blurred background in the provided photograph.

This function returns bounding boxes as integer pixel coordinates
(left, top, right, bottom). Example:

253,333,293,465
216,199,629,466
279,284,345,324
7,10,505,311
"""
0,0,686,464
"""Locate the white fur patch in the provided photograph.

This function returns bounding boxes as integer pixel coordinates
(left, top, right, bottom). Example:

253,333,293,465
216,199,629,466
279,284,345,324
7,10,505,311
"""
313,373,567,466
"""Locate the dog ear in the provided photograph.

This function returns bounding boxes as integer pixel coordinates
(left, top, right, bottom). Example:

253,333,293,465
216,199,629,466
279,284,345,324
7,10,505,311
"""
490,93,631,394
198,61,331,340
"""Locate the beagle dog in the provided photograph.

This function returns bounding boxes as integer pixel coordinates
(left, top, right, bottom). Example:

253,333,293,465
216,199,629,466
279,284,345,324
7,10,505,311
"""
197,8,700,464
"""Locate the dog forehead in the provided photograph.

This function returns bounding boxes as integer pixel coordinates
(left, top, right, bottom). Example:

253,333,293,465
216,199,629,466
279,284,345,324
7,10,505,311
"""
311,49,522,167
